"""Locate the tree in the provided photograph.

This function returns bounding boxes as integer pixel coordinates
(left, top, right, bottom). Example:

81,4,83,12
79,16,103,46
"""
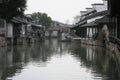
73,15,80,24
0,0,27,21
31,12,52,27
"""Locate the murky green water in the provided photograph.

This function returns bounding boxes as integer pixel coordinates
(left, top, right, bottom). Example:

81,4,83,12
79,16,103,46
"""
0,39,120,80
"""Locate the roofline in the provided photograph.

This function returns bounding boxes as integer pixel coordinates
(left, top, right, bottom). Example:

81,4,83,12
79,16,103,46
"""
91,3,104,5
80,10,108,22
80,11,87,13
86,8,92,9
81,10,97,17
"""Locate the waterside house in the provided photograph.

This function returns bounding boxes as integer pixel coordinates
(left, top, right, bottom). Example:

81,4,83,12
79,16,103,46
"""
71,0,120,54
71,0,109,46
0,16,45,46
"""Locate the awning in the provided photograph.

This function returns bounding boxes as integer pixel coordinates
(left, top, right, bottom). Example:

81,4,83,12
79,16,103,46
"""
81,21,98,27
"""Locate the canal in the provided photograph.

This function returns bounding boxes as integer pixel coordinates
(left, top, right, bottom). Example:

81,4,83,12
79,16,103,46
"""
0,39,120,80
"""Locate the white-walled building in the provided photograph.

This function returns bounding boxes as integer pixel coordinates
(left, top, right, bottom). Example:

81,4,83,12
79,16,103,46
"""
71,0,108,42
80,0,107,20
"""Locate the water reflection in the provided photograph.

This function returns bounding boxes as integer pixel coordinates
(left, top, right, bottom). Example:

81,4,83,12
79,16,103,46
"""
0,39,120,80
70,43,120,80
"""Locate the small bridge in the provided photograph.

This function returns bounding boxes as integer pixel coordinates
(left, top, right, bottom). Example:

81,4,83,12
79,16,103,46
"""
45,26,70,38
48,26,70,33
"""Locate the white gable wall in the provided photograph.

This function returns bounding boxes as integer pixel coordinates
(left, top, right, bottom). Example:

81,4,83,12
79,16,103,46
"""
86,8,93,13
21,24,26,37
92,0,108,12
103,0,108,10
92,4,105,12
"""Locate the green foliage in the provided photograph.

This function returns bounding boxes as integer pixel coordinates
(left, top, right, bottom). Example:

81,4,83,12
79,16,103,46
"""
31,12,52,27
0,0,27,21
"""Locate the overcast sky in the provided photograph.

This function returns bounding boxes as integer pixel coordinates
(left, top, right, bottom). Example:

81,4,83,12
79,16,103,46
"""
25,0,103,24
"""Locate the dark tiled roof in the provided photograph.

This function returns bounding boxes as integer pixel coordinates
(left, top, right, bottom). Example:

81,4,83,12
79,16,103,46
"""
95,15,109,23
71,10,108,29
81,10,96,17
86,7,92,9
80,10,108,22
91,3,104,5
81,21,98,27
31,24,43,28
80,15,109,28
71,21,87,30
11,18,28,24
10,19,20,23
77,20,87,26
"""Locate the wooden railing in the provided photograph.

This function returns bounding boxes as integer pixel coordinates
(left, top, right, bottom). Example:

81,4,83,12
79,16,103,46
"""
109,36,120,51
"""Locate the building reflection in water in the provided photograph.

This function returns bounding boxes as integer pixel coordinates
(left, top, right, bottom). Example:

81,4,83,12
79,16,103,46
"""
0,39,70,80
0,39,120,80
70,43,120,80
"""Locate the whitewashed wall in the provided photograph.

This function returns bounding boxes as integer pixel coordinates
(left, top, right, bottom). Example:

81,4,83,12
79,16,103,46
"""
92,4,104,12
51,31,58,37
27,24,32,32
103,0,108,10
86,8,93,13
21,24,26,37
87,28,96,37
6,23,13,37
92,0,108,12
